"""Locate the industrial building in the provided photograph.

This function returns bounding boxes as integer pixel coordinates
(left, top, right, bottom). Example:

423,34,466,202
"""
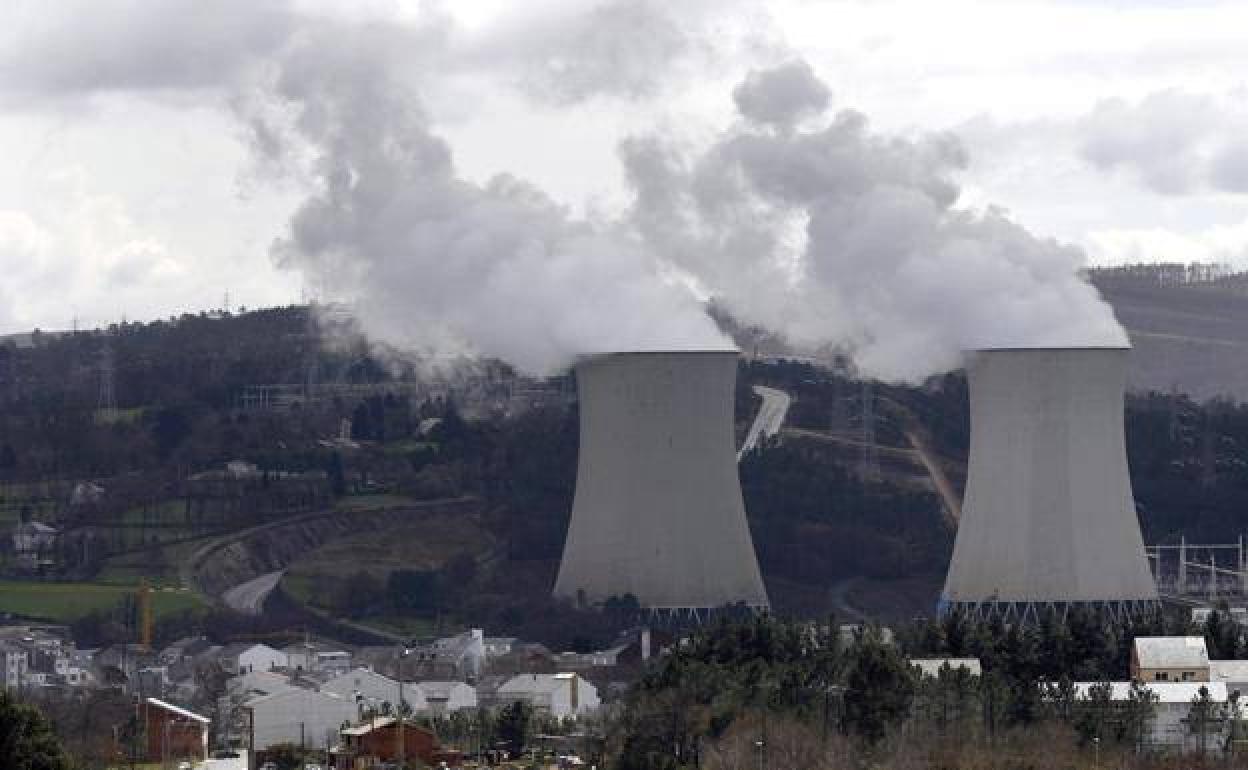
554,351,769,617
941,347,1159,621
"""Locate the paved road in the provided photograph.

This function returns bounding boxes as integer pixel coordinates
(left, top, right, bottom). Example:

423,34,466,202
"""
222,570,284,615
738,385,792,460
903,429,961,528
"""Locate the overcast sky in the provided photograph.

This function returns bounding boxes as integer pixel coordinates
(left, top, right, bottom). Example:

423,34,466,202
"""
3,0,1248,339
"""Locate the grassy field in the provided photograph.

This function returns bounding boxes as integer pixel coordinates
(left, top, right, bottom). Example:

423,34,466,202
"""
0,580,204,623
332,493,416,512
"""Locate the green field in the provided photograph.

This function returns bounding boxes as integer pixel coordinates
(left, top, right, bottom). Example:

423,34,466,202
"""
332,493,416,512
0,580,204,623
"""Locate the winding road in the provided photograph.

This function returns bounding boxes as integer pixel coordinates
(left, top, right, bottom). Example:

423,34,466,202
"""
739,385,792,460
221,570,284,615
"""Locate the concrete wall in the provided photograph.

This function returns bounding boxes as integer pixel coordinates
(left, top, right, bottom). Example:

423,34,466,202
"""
554,352,768,610
248,688,358,751
942,348,1158,606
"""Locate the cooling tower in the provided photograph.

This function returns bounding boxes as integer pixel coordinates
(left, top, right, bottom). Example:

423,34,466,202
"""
554,351,769,616
941,347,1159,622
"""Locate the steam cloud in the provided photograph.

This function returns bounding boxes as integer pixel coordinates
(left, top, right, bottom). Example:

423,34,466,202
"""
1,5,1127,381
624,61,1127,381
245,23,730,375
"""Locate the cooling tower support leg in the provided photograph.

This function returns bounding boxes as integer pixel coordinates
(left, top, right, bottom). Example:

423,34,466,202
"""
942,599,1160,625
1241,535,1247,596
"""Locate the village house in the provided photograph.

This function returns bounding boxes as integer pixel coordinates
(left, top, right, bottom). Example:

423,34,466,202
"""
416,680,478,714
218,643,288,675
283,640,352,674
1131,637,1210,683
245,687,358,752
321,667,426,713
138,697,210,765
1074,681,1230,753
11,520,59,570
909,658,983,679
491,673,600,719
333,717,440,770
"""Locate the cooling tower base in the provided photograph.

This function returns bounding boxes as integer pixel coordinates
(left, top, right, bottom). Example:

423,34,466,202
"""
940,598,1162,625
644,604,769,625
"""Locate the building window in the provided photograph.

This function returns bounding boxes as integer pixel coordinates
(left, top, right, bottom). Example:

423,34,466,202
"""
1155,672,1169,681
1182,672,1194,681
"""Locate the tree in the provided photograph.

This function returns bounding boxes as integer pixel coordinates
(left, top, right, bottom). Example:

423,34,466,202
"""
496,700,533,754
1073,681,1113,746
327,451,346,497
1188,685,1225,757
0,691,75,770
1121,680,1158,752
842,636,916,744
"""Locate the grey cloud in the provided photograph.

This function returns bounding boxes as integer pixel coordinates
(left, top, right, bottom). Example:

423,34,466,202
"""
505,0,688,104
732,59,830,129
1210,141,1248,193
1078,89,1248,195
0,0,296,101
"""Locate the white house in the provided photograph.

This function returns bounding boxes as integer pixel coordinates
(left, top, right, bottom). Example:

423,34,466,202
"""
483,637,517,659
1131,637,1210,682
1209,660,1248,700
2,643,29,691
12,521,59,568
419,630,485,679
228,670,296,700
1074,681,1230,753
219,643,287,675
493,673,600,719
245,687,358,750
321,668,426,713
416,681,477,714
284,641,352,674
910,658,982,679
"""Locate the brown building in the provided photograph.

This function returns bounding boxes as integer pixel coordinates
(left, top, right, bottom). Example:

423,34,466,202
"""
140,697,209,764
1130,637,1210,683
334,717,439,769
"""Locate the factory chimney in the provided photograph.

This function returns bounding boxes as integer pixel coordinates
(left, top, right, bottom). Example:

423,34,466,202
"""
941,347,1158,622
554,351,769,618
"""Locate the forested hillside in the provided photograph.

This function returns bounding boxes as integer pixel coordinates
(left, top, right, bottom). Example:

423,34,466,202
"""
2,303,1248,645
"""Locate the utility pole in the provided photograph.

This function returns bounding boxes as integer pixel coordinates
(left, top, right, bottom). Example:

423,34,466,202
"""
98,335,117,422
398,646,410,770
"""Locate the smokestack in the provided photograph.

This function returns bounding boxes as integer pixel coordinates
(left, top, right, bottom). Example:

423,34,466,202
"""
554,351,769,617
941,347,1158,622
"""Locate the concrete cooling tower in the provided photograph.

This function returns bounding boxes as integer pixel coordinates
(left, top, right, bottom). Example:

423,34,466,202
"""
554,351,770,618
941,347,1159,622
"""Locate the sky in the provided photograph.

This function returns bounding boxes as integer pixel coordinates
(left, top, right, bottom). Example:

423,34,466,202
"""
1,0,1247,374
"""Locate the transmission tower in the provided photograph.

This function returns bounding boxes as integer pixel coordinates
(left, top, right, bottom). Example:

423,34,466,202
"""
860,380,879,480
98,336,117,421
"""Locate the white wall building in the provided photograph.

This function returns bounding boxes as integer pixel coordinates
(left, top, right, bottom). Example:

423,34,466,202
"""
2,643,28,690
245,688,358,751
228,670,296,700
494,673,599,719
284,642,352,674
220,643,287,675
1074,681,1230,753
1209,660,1248,700
417,681,477,714
910,658,982,679
321,668,426,713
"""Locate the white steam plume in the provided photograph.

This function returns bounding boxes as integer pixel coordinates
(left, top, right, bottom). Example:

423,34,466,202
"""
246,24,730,375
624,60,1127,382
